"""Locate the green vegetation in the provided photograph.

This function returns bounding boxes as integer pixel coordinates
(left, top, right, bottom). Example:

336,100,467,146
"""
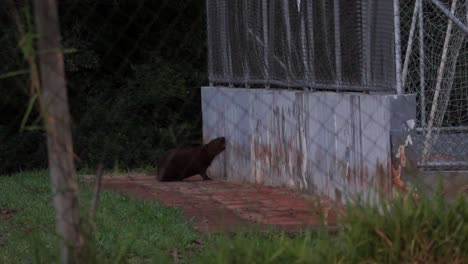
0,171,197,263
0,1,206,174
196,192,468,264
2,2,467,263
1,171,467,263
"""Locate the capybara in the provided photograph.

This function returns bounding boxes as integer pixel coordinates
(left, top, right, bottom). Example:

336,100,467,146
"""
156,137,226,181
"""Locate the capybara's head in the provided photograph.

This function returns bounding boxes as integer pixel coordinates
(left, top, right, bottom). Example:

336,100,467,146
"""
205,137,226,156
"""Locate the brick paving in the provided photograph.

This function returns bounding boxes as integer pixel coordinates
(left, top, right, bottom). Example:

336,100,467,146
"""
85,174,341,233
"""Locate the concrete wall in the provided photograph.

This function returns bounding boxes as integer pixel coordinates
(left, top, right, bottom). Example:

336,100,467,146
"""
202,87,416,202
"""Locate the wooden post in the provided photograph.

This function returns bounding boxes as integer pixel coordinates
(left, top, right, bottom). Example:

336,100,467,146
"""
33,0,82,262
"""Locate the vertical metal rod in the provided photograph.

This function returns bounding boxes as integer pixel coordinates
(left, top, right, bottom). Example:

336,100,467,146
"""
306,0,316,81
363,0,372,85
422,0,458,161
402,1,420,89
300,2,310,85
283,0,293,84
419,0,426,128
242,0,251,84
333,0,342,83
205,0,214,83
219,0,229,79
262,0,270,85
394,0,403,94
466,0,468,25
225,1,233,86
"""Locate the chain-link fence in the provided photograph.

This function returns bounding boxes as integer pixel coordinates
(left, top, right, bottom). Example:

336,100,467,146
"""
1,0,209,261
206,0,396,92
1,0,207,173
206,0,468,170
1,0,467,261
400,0,468,169
203,0,422,203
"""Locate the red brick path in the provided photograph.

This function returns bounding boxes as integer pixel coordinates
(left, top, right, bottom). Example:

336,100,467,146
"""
87,174,340,233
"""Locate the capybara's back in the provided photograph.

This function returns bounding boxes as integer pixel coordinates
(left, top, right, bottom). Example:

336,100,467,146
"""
156,137,226,181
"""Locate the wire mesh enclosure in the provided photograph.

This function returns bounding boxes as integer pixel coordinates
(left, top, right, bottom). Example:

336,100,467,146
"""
206,0,396,92
206,0,468,170
2,1,468,261
400,0,468,169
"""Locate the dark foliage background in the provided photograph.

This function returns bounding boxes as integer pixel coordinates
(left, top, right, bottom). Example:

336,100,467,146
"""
0,0,206,174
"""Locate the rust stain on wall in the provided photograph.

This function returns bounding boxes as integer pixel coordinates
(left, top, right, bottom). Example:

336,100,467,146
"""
392,145,407,189
202,87,416,204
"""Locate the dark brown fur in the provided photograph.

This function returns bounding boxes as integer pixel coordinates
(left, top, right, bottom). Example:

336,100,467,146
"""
156,137,226,182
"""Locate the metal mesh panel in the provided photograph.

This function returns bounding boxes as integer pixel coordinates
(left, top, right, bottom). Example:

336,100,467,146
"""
206,0,396,92
400,0,468,168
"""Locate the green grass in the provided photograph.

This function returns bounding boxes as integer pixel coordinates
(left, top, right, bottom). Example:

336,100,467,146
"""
0,171,197,263
193,231,341,264
76,164,157,176
194,189,468,264
1,171,467,263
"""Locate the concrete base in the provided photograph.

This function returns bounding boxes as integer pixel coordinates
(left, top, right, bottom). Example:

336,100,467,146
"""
202,86,417,203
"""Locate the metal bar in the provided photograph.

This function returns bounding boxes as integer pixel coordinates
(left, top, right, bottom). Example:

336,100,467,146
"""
394,0,403,94
262,0,270,83
247,28,290,74
209,78,395,92
416,126,468,131
205,0,214,83
283,0,293,82
306,0,316,80
363,0,372,85
300,2,310,83
422,0,458,162
225,1,233,83
402,1,420,88
419,0,426,128
267,0,276,88
219,0,230,78
428,0,468,36
418,161,468,168
320,1,334,74
333,0,342,83
242,0,251,84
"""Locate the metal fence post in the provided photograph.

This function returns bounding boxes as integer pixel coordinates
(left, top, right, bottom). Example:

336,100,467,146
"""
394,0,403,94
419,0,426,128
333,0,342,83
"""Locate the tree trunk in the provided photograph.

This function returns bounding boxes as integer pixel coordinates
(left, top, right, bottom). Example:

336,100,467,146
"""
33,0,82,262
